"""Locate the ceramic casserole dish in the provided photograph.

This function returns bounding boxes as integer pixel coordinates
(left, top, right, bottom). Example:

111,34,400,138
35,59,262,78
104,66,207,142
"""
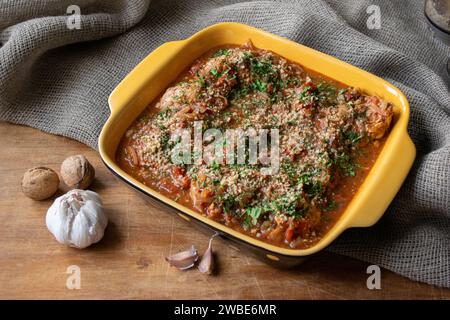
98,22,416,267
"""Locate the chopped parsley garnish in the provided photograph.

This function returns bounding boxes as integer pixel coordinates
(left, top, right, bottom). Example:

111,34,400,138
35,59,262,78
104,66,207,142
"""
251,79,267,92
299,85,320,103
335,153,356,177
245,207,263,225
156,109,172,121
229,86,249,100
160,131,170,151
210,160,220,171
344,131,363,144
220,195,237,214
250,58,273,76
321,200,337,212
210,68,219,77
214,48,230,57
197,73,206,88
270,195,305,218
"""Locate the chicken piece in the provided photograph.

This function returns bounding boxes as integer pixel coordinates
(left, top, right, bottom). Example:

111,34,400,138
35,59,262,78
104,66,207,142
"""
125,146,139,167
158,82,201,111
266,225,284,242
170,166,190,189
365,97,393,139
197,50,247,95
207,202,222,219
197,55,229,80
189,178,215,212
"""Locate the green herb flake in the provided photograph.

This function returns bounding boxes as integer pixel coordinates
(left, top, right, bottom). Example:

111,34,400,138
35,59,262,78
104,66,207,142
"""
210,68,219,77
335,153,356,177
197,73,206,88
245,207,263,225
252,79,267,92
344,131,362,144
210,160,220,171
214,48,230,57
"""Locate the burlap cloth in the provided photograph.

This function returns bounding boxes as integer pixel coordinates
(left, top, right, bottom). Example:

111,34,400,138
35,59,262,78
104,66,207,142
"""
1,0,449,287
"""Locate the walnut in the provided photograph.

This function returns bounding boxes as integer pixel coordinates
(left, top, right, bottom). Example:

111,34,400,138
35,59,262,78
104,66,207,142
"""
21,167,60,200
60,155,95,189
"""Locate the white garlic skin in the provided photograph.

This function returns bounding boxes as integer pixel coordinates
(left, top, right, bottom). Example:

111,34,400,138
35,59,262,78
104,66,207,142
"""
46,189,108,249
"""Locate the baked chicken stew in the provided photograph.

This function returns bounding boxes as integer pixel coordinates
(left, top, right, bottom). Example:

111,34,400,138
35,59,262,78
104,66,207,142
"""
117,43,393,249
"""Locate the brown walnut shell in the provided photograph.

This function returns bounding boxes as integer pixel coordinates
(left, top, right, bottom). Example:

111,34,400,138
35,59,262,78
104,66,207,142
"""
60,155,95,189
21,167,60,200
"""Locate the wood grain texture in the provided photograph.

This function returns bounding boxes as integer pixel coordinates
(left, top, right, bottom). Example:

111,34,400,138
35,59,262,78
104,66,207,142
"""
0,122,449,300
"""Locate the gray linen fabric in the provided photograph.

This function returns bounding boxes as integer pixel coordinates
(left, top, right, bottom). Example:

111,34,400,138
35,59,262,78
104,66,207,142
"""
0,0,449,288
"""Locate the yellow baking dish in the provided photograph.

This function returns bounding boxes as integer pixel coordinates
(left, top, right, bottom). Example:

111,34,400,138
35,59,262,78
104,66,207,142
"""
98,22,416,266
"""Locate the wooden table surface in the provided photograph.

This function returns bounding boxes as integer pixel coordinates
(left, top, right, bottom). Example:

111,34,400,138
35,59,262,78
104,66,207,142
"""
0,122,449,300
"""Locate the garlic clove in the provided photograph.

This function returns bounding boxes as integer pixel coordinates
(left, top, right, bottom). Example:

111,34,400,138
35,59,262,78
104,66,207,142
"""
198,233,219,275
165,245,199,270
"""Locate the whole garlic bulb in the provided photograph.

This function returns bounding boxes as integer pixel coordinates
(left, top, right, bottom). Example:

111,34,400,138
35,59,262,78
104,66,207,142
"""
46,189,108,249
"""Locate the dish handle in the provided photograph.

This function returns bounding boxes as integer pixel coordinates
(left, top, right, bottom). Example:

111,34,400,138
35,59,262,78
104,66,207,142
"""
348,133,416,228
107,40,185,115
